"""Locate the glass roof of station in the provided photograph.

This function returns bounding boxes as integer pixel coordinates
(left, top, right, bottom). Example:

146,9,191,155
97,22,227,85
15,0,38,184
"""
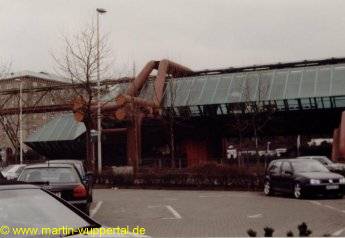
161,63,345,108
25,60,345,144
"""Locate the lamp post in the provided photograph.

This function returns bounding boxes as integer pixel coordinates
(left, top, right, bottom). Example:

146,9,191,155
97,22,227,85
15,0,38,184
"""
96,8,107,174
15,78,23,164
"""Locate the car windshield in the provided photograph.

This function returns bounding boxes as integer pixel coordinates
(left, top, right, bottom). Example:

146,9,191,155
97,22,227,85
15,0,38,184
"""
292,160,330,173
6,165,25,174
0,188,91,237
1,165,16,174
19,167,80,184
314,157,333,165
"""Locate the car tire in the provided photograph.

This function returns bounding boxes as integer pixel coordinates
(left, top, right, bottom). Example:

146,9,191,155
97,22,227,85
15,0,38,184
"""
293,183,303,199
264,181,273,196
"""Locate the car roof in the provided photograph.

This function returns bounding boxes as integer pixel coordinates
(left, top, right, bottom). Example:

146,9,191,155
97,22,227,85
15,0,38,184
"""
297,156,328,159
270,158,318,163
45,160,83,165
24,163,75,169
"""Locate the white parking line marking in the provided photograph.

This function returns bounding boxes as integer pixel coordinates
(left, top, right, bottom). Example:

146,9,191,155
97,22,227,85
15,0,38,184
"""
332,227,345,236
90,201,103,217
310,201,322,206
324,205,337,210
310,201,345,216
165,205,182,219
199,195,223,198
247,214,263,218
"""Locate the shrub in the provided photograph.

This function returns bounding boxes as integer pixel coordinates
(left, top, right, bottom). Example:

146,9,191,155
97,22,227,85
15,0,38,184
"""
247,229,257,237
96,162,265,190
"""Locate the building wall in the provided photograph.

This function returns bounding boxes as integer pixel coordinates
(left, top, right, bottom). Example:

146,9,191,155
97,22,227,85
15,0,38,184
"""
0,74,72,154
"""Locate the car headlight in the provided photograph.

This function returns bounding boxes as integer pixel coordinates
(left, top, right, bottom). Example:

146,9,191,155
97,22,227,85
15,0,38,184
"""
310,179,321,185
339,178,345,184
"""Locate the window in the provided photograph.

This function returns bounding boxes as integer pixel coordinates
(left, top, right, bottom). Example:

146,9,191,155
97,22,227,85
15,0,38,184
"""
268,161,282,174
281,162,292,174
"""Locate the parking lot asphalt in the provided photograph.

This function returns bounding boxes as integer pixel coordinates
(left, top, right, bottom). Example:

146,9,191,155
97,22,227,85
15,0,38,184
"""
90,189,345,237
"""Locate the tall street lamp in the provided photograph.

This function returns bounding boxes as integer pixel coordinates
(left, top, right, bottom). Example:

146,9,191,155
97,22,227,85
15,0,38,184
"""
15,78,23,164
96,8,107,174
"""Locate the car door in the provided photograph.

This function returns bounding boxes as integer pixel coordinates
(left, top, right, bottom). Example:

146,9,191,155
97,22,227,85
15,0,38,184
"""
267,161,283,190
280,162,294,192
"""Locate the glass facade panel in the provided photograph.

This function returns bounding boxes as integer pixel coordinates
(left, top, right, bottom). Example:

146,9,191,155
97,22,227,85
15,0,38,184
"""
300,70,316,97
300,98,312,109
285,71,302,99
275,100,285,110
187,77,206,105
139,81,154,100
316,68,331,96
228,74,245,103
332,66,345,96
173,79,194,106
199,76,221,105
334,96,345,108
213,75,232,104
270,71,287,100
164,81,177,107
258,72,273,101
242,73,259,101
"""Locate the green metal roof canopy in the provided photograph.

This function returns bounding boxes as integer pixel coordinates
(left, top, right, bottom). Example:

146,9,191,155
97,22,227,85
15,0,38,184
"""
25,113,86,159
26,113,86,142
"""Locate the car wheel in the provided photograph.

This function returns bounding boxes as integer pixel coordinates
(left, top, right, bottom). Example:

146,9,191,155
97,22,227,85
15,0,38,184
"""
293,183,303,199
264,181,273,196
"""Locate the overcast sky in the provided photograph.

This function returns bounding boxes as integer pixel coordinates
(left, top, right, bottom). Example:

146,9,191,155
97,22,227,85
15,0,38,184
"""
1,0,345,76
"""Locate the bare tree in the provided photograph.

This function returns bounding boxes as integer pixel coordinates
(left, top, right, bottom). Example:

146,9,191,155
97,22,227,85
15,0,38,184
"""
53,23,113,171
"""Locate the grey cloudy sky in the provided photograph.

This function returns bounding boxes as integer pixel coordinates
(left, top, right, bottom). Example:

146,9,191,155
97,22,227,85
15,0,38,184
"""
1,0,345,75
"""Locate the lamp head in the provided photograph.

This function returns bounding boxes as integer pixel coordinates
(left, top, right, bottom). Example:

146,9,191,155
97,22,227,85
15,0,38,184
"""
96,8,107,14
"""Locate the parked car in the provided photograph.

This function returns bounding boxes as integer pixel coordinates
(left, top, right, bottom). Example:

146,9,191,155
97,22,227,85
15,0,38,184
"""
264,158,345,199
17,163,91,214
1,164,26,180
297,156,345,173
45,159,93,202
0,182,146,237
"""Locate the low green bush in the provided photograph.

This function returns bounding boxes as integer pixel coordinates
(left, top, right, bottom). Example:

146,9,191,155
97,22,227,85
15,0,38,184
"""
96,163,265,190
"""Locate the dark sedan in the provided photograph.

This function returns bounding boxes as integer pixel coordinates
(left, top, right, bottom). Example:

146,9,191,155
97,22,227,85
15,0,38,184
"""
17,163,91,214
264,158,345,199
45,159,93,202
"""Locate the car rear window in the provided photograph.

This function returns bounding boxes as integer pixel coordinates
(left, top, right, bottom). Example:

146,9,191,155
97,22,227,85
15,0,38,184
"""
19,167,81,184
